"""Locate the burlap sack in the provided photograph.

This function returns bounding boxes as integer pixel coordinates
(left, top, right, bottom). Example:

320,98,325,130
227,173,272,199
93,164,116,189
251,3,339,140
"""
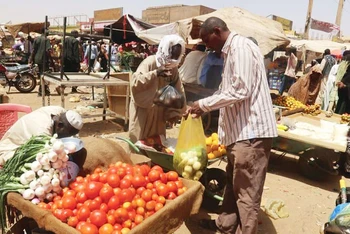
80,136,133,175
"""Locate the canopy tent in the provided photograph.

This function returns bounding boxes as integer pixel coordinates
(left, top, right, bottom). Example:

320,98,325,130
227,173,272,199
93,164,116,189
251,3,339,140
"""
136,7,290,55
288,39,347,53
104,14,155,44
5,22,48,38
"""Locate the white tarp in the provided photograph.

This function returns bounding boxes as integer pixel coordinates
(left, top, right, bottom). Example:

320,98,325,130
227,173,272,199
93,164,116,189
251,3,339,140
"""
288,39,347,53
137,7,290,55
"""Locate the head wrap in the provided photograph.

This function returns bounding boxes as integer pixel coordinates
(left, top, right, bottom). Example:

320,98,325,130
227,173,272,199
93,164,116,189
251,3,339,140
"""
311,64,322,74
65,110,83,130
155,34,185,67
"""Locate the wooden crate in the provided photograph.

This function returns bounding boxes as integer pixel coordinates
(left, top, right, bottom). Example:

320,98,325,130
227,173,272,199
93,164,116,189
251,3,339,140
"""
107,72,132,120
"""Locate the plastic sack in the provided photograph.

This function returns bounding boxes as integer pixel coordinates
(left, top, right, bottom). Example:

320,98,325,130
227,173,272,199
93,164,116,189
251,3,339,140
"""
153,79,185,109
173,115,208,180
94,61,101,72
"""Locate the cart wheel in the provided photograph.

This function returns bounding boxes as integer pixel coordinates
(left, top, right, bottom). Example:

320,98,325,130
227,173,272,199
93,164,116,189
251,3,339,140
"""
298,151,329,181
200,168,226,211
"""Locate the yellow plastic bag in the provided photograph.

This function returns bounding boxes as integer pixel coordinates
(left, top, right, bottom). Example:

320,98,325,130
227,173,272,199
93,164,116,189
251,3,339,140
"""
173,115,208,180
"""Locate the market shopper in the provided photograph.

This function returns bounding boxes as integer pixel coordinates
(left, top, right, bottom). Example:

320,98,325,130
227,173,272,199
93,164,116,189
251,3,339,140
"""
335,51,350,114
288,65,323,105
316,49,337,108
29,28,52,96
128,34,186,143
283,47,298,92
187,17,277,234
0,106,84,166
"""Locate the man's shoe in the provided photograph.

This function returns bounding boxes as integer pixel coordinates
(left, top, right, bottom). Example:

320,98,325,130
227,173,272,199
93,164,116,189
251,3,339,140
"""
199,219,218,231
71,87,78,93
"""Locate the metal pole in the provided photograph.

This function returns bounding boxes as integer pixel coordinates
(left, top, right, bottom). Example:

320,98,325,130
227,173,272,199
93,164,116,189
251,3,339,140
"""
335,0,344,37
60,17,67,80
107,25,112,79
303,0,313,39
42,16,48,106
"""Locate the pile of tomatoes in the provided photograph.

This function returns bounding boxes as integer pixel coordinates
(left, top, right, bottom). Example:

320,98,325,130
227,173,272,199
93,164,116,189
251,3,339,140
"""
37,162,187,234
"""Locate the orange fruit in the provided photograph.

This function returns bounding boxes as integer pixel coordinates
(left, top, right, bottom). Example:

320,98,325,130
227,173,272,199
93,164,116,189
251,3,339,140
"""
207,153,215,160
206,145,212,154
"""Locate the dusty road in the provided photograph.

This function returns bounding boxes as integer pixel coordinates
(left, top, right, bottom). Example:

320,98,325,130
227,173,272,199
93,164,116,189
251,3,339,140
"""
3,85,346,234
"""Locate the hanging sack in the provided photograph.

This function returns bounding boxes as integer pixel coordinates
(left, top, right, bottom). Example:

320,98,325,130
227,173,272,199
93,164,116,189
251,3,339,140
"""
173,115,207,180
153,77,185,109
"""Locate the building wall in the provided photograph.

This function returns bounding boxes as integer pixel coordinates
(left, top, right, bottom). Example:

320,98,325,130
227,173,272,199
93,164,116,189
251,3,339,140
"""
142,5,215,25
94,8,123,22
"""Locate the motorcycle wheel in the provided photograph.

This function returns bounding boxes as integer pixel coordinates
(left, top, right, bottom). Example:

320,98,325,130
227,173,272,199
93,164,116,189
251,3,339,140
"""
14,73,37,93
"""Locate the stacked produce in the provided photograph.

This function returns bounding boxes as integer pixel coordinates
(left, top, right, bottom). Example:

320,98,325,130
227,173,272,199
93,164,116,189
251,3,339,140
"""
36,163,186,234
341,113,350,124
143,136,173,154
304,104,321,116
273,96,306,110
0,135,73,232
205,133,226,160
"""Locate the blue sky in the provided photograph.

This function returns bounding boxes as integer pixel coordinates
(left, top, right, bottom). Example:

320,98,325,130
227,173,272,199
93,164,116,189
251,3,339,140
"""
1,0,350,37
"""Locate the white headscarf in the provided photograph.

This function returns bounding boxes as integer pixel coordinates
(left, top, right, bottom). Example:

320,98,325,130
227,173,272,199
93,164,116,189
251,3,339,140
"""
155,34,185,68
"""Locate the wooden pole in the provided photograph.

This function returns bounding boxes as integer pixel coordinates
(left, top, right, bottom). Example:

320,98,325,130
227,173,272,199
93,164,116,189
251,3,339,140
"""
304,0,314,39
335,0,344,36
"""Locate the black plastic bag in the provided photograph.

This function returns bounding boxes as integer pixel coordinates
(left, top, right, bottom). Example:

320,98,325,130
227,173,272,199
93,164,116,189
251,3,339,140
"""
153,78,185,109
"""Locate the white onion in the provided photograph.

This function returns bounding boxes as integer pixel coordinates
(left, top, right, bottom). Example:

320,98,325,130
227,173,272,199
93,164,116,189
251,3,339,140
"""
192,161,202,171
29,180,40,190
22,189,35,200
43,184,53,193
51,160,63,169
47,151,58,162
24,171,36,181
31,198,40,205
42,164,51,171
182,171,190,179
51,178,60,187
37,170,44,177
36,152,43,161
52,140,64,154
20,174,29,185
40,175,51,186
30,161,42,172
184,165,193,174
34,187,45,197
61,155,69,162
45,193,54,201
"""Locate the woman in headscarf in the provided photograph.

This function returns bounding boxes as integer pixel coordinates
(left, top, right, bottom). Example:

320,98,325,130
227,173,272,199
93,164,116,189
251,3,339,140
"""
288,64,323,105
335,51,350,114
128,35,186,143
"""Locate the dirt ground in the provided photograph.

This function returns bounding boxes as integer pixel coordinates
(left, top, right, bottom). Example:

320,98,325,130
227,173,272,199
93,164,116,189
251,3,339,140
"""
3,84,347,234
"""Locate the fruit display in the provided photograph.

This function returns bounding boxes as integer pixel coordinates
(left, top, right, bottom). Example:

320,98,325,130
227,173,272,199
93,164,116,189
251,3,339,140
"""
277,124,289,131
304,104,321,116
205,133,226,160
142,136,173,155
341,113,350,124
36,162,187,233
272,96,306,110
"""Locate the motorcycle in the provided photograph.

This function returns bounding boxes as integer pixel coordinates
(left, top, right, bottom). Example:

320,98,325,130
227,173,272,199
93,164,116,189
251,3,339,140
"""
0,63,38,93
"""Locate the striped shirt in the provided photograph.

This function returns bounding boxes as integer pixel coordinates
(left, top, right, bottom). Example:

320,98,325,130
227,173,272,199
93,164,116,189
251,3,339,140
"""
199,32,277,146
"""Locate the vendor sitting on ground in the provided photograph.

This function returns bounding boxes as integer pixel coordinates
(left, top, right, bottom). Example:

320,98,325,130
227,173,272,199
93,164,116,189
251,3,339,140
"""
288,64,323,105
129,34,186,143
0,106,84,166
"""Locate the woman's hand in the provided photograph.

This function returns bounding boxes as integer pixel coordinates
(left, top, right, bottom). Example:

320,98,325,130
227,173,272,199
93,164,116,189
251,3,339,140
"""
156,67,172,77
337,82,346,89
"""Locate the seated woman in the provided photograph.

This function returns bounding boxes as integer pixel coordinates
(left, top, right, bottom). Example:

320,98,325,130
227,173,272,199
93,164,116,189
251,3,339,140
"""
128,35,186,143
288,65,323,105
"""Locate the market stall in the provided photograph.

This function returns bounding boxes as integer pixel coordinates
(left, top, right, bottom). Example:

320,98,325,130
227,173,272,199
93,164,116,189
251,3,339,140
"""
5,22,48,38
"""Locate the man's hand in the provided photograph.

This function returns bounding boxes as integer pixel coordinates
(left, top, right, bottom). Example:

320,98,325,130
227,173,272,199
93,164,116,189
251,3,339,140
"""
166,117,180,127
184,101,204,118
337,82,346,89
156,67,172,77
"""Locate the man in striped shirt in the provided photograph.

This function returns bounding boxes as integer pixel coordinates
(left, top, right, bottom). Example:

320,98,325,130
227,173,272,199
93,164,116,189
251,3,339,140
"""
188,17,277,234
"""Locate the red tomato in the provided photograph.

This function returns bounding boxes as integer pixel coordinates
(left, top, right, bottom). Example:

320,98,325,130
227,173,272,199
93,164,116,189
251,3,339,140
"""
113,223,122,231
141,189,153,202
166,181,178,193
76,176,85,183
90,173,100,182
119,189,133,203
76,221,87,231
132,175,146,188
63,209,74,220
167,192,177,200
136,187,146,196
100,185,114,203
113,188,122,196
119,178,132,189
160,173,168,184
89,199,102,211
156,183,169,197
177,188,185,196
135,198,146,208
107,196,120,210
157,196,166,205
99,223,114,234
117,167,127,179
90,210,107,228
85,182,104,199
100,203,109,213
99,173,108,184
148,170,160,182
53,209,65,222
151,165,164,173
114,208,129,223
140,164,151,176
107,215,116,225
174,180,183,189
122,220,132,229
80,223,99,234
145,200,156,211
107,174,120,188
146,183,154,190
136,207,145,216
94,168,102,174
123,174,134,181
76,191,88,203
65,190,77,197
127,210,136,221
134,214,144,225
67,216,79,227
108,167,118,174
77,206,91,221
167,171,179,181
151,193,159,201
155,203,164,212
122,202,133,211
62,196,77,210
